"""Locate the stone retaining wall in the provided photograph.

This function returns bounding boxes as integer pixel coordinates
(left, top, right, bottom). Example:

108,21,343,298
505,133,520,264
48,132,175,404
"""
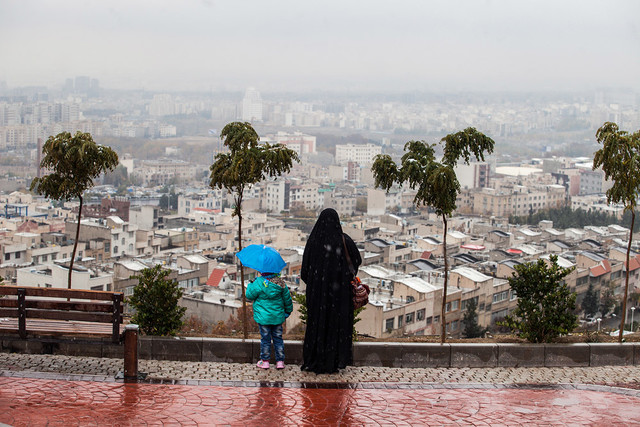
2,336,640,367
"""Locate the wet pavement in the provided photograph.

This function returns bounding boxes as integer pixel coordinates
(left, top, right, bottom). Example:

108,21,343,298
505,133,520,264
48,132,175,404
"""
2,353,640,425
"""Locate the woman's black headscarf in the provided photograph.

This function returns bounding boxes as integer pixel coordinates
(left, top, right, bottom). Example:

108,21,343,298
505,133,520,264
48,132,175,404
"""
301,208,362,374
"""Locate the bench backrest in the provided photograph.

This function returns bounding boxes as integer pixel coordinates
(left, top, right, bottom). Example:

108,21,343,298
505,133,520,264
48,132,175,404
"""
0,285,124,343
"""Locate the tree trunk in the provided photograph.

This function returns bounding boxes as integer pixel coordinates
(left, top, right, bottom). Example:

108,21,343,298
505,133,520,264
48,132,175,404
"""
440,215,448,344
236,193,248,340
68,195,83,290
619,211,635,342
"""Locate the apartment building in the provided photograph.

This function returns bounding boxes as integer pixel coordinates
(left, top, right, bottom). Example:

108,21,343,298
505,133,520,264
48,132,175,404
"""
264,180,290,213
178,191,223,216
289,182,320,210
335,143,381,166
264,131,316,155
324,192,357,217
467,184,566,217
65,216,138,260
17,262,112,292
450,266,512,329
367,188,402,216
134,159,196,186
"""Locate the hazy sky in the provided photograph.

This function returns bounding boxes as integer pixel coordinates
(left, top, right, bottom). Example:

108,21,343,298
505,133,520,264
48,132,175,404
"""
1,0,639,93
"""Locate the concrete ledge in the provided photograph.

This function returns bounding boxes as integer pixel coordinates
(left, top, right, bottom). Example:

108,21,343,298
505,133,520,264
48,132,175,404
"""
498,344,545,367
353,342,403,367
54,340,104,358
589,343,635,366
400,343,450,368
2,338,47,354
151,337,203,361
545,344,590,367
284,340,303,365
202,338,255,363
451,344,498,368
3,334,640,367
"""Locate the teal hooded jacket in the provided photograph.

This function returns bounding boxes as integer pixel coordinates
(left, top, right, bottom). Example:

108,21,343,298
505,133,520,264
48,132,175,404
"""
246,276,293,326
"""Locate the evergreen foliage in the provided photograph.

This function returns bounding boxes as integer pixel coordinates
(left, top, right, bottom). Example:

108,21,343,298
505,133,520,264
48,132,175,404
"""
599,285,617,317
462,298,487,338
209,122,299,338
30,131,119,290
500,255,578,343
292,291,366,340
509,206,636,231
128,265,187,336
371,127,494,343
581,283,599,318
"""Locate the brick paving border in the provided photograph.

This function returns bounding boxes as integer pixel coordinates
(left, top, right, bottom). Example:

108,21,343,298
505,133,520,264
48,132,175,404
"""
2,352,640,388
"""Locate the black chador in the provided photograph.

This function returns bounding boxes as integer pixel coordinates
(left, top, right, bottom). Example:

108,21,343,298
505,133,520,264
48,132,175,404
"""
301,208,362,374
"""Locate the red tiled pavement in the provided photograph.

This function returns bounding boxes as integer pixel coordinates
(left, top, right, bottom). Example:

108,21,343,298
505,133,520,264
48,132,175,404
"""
2,377,640,426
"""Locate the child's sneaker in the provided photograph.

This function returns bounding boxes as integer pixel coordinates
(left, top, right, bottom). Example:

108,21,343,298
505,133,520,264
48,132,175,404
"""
276,361,285,369
256,360,270,369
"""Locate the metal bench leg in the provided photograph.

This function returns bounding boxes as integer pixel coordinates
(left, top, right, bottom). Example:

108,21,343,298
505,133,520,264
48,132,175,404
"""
124,324,139,381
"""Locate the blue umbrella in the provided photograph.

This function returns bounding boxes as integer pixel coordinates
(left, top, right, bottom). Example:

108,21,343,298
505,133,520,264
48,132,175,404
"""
236,244,286,274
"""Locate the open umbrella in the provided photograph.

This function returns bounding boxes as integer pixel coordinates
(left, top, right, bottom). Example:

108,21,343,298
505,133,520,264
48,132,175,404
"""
236,244,286,274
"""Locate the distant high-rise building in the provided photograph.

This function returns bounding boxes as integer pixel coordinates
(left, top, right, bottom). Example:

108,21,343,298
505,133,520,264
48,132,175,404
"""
149,94,175,116
242,87,263,122
335,143,381,166
265,131,316,155
74,76,91,94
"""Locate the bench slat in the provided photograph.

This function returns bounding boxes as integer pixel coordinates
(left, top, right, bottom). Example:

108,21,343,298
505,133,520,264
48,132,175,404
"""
0,299,119,313
0,286,123,301
0,307,122,323
0,318,124,338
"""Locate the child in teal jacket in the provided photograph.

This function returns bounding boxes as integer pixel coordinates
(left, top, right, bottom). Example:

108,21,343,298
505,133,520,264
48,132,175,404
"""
246,272,293,369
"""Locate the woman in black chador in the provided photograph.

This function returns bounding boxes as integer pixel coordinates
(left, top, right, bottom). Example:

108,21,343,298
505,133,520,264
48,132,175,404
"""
301,208,362,374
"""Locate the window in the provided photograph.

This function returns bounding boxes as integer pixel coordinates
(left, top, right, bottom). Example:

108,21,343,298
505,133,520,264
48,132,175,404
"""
461,297,479,311
433,315,440,323
426,316,432,325
451,300,459,311
4,254,9,261
91,285,103,291
397,315,403,328
406,295,415,303
493,290,509,303
15,252,20,259
113,246,118,253
446,302,451,312
417,309,425,321
385,318,394,331
406,312,414,324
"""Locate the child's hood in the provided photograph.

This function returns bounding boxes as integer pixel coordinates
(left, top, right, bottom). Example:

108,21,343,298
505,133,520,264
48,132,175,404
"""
260,277,287,297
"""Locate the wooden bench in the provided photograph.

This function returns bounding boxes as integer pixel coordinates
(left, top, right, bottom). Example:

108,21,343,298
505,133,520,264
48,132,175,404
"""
0,285,139,380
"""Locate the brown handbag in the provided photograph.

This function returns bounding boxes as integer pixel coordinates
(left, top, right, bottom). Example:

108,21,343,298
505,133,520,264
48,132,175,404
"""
342,235,370,309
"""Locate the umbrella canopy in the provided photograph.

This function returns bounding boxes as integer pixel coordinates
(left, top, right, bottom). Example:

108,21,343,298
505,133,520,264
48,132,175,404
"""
236,244,286,274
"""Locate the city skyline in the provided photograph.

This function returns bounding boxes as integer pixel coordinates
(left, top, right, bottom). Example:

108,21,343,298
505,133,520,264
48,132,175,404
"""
1,0,639,93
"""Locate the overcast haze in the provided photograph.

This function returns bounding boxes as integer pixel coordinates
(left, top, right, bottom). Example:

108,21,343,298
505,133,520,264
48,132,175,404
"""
1,0,639,93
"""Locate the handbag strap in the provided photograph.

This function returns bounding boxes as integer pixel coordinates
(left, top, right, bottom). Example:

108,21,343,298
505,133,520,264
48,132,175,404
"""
341,234,356,277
